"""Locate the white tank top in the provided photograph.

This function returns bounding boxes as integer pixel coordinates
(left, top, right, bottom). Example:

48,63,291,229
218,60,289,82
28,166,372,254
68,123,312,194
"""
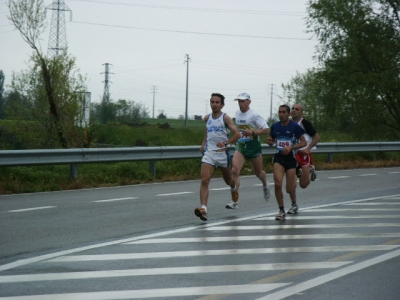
206,113,229,151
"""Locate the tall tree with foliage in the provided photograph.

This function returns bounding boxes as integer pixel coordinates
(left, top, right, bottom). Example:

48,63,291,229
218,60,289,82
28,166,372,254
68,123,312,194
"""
0,71,4,119
304,0,400,139
9,52,87,148
7,0,87,148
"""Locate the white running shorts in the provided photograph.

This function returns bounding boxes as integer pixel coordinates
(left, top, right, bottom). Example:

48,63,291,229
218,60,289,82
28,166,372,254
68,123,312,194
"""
202,150,230,168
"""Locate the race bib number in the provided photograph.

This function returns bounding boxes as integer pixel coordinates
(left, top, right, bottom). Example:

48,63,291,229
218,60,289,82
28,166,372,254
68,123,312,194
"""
276,138,291,151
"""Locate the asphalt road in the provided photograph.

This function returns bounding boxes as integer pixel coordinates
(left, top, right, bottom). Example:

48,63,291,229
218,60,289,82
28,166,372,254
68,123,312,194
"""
0,166,399,299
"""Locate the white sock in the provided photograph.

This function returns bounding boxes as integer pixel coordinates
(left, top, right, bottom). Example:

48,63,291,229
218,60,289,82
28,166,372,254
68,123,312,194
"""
201,205,207,211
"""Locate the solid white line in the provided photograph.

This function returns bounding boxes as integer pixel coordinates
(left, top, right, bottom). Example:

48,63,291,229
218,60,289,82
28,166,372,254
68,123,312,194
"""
301,208,400,211
46,245,399,262
343,202,400,205
0,262,350,283
0,283,288,300
202,223,400,230
93,197,137,203
256,248,400,300
8,206,56,213
126,233,400,244
155,192,193,196
256,215,400,220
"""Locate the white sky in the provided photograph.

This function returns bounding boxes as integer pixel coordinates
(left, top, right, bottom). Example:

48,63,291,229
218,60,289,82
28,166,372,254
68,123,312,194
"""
0,0,318,119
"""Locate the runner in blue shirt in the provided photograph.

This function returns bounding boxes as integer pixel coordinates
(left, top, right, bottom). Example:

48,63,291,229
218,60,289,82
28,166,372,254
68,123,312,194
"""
266,104,307,220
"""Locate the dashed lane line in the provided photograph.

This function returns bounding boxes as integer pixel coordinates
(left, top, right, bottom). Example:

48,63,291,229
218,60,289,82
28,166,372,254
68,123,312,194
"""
7,206,56,213
93,197,137,203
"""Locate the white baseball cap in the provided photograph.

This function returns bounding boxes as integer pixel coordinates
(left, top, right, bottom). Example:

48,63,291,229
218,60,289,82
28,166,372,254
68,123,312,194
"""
234,92,251,101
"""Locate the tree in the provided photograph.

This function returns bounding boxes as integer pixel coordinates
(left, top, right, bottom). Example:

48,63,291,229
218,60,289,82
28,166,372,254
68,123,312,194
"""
157,111,167,119
304,0,400,139
91,99,149,124
7,0,87,148
9,52,87,148
0,71,4,119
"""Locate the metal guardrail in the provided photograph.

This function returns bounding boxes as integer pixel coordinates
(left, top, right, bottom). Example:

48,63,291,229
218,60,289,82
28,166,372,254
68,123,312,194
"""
1,142,399,180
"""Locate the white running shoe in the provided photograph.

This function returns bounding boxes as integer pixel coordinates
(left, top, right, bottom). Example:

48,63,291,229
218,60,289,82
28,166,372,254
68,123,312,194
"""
225,201,238,209
263,186,270,201
287,203,298,214
275,210,286,220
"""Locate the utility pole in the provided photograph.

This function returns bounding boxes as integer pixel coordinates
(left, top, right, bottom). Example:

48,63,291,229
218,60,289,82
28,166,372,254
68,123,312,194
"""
47,0,72,58
184,54,190,126
151,85,158,119
269,84,275,121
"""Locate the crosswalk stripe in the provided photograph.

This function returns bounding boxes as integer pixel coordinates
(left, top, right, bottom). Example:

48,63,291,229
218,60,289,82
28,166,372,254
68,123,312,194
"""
0,283,289,300
45,245,399,262
0,262,351,283
256,248,400,300
126,233,400,244
202,223,400,230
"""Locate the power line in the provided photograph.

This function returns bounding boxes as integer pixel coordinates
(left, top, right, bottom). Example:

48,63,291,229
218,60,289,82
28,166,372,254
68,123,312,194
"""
72,0,306,16
71,21,313,40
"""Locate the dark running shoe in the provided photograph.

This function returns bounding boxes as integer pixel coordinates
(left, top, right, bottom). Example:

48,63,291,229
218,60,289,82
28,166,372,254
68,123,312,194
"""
310,166,317,181
194,207,208,221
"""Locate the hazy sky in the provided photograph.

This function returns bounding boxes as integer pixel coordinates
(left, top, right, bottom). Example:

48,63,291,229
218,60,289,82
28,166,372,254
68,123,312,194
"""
1,0,318,119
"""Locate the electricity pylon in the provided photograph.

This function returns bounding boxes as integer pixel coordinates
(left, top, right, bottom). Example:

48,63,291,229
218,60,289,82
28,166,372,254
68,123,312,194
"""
47,0,72,58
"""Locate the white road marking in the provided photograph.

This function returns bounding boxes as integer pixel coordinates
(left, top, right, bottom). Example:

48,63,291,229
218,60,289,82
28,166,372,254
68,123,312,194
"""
8,206,56,213
358,173,377,176
93,197,137,203
126,233,400,244
256,248,400,300
210,187,230,191
1,194,399,272
256,215,400,220
327,176,350,179
155,192,193,196
303,208,400,211
202,223,400,230
0,283,288,300
0,262,351,283
343,202,400,205
388,171,400,174
46,245,399,262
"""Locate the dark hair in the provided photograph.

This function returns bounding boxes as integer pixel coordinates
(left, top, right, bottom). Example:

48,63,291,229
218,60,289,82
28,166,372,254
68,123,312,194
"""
211,93,225,105
279,104,290,113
